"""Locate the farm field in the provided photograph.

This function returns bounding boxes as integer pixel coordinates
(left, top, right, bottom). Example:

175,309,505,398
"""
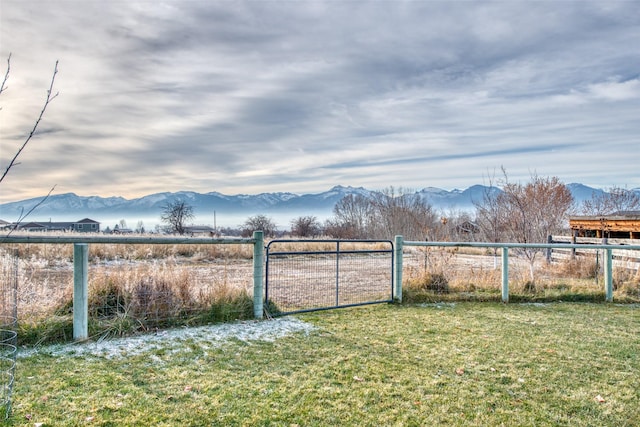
8,302,640,426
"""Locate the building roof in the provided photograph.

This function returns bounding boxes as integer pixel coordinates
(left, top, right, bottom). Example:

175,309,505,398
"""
10,218,101,230
76,218,100,224
570,211,640,221
569,212,640,235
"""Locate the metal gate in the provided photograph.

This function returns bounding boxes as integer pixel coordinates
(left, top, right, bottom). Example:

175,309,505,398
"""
265,239,394,315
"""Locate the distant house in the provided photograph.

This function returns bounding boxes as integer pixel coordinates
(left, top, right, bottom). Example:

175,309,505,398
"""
12,218,100,233
455,220,480,235
184,225,217,236
112,226,134,234
569,211,640,239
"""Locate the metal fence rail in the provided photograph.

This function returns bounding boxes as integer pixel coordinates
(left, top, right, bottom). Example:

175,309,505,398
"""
2,233,639,347
550,235,640,270
0,233,265,341
265,240,394,315
396,236,640,303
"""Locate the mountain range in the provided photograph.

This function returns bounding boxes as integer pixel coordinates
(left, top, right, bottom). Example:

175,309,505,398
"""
0,184,632,228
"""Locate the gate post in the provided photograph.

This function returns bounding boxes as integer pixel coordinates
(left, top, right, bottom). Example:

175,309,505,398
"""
73,243,89,341
501,247,509,303
604,247,613,302
394,235,403,303
253,231,264,319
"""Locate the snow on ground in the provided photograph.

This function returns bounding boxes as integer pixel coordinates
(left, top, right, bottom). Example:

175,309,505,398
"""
18,317,315,360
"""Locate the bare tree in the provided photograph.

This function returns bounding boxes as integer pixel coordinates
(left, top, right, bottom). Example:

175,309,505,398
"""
1,54,59,184
0,54,60,236
241,214,277,238
331,193,374,238
328,187,436,240
324,218,360,239
369,187,437,240
160,199,195,235
581,186,640,216
290,215,322,237
474,175,510,268
482,170,574,281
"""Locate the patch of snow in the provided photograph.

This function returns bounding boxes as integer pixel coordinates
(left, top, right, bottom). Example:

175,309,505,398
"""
518,302,550,307
18,317,315,360
419,302,457,309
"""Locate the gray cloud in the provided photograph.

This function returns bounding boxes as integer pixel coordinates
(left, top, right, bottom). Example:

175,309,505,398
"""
1,0,639,203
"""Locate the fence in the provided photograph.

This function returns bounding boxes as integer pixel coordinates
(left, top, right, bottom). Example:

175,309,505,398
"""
395,236,640,303
0,232,264,341
550,235,640,270
1,250,18,418
2,233,640,344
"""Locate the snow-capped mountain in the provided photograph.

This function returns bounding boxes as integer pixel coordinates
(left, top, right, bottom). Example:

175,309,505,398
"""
0,186,371,227
1,184,636,228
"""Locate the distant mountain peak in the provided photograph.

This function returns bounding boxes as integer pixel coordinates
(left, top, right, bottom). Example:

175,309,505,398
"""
1,183,632,227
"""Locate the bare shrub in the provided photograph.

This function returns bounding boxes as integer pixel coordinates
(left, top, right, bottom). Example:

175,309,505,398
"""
89,277,128,318
552,257,599,280
613,268,640,295
412,272,450,293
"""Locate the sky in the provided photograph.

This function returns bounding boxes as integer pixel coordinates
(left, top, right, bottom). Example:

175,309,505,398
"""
1,0,639,204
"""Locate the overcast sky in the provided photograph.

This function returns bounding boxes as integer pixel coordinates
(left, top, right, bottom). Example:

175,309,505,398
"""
1,1,639,203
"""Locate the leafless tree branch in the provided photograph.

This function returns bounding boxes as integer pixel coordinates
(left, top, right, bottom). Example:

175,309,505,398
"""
1,185,56,240
0,58,59,184
1,55,60,237
0,53,10,100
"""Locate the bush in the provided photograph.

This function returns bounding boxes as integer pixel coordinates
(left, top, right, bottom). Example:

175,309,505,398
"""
419,272,450,294
405,271,450,294
19,265,256,345
553,257,599,279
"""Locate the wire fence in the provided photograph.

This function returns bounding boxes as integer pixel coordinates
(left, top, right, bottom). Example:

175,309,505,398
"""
400,241,640,302
1,234,639,351
1,251,18,419
0,240,258,345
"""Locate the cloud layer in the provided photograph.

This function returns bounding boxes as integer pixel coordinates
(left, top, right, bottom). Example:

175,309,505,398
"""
1,1,639,203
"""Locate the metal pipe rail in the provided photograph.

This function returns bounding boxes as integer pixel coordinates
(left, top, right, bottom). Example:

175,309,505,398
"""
4,233,639,341
1,235,256,245
1,232,265,341
395,236,640,304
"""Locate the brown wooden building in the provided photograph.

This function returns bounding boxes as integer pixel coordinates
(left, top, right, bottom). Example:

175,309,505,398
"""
569,211,640,239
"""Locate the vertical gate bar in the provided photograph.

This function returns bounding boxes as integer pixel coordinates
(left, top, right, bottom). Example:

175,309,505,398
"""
604,247,613,302
389,241,394,302
264,242,270,307
253,231,264,319
394,235,403,303
335,241,340,307
501,247,509,303
73,243,89,341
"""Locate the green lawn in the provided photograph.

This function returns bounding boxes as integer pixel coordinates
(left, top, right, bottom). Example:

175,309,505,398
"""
8,302,640,426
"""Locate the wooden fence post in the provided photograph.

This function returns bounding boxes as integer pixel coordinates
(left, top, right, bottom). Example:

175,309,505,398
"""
253,231,264,319
394,235,403,303
73,243,88,340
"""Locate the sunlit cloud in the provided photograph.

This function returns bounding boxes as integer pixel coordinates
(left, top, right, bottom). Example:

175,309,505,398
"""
1,0,639,204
